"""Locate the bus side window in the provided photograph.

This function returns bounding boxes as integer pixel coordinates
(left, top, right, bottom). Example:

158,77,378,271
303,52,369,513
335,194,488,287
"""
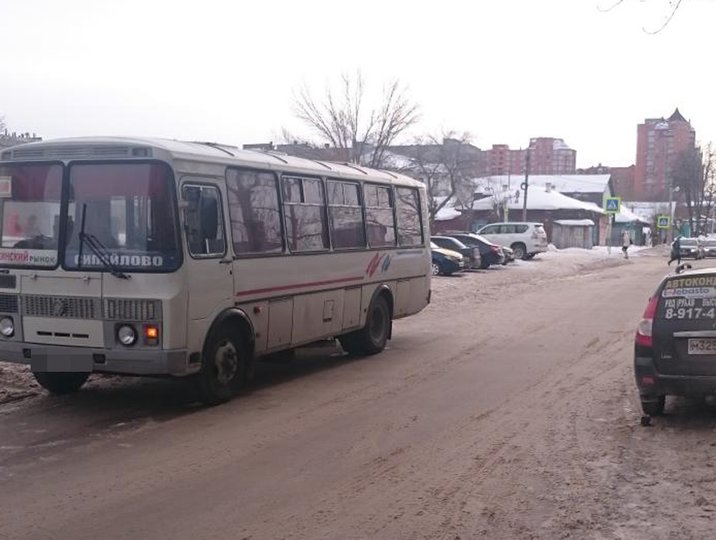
182,185,226,258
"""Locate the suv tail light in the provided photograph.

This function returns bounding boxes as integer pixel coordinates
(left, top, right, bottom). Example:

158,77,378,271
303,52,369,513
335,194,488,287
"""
636,296,659,347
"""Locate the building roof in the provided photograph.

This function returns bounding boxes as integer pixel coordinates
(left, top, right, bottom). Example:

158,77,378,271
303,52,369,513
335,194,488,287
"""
668,107,687,123
554,219,595,226
614,206,650,224
435,204,462,221
470,185,605,213
474,174,611,195
625,201,674,220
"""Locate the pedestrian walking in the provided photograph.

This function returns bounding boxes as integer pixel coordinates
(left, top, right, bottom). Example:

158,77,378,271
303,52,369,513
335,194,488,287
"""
621,230,632,259
668,235,682,265
644,227,652,247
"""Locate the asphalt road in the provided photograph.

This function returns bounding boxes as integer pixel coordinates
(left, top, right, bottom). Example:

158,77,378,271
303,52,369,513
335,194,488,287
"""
2,247,714,540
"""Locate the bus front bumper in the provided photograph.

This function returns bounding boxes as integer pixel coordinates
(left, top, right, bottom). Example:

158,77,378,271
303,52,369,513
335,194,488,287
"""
0,341,191,376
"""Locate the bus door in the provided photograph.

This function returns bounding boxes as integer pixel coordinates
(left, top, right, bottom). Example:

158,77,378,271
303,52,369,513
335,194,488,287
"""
180,180,233,323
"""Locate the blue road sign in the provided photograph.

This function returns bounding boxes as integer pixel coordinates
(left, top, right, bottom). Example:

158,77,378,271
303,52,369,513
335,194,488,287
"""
605,197,621,213
657,215,671,229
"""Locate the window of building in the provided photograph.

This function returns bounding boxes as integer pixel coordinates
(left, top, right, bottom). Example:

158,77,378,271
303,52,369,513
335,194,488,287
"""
226,168,283,255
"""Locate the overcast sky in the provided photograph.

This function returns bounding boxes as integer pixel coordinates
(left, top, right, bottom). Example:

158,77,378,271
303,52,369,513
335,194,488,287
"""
2,0,713,168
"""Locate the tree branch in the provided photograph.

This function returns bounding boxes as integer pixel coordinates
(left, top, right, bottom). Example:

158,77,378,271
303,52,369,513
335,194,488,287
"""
643,0,684,34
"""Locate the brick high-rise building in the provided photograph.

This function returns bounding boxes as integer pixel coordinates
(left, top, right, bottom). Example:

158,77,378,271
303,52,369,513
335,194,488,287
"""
527,137,576,175
633,108,696,201
484,137,576,176
486,144,526,176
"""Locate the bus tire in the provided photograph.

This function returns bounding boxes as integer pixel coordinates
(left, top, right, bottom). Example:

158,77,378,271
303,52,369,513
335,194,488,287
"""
196,324,247,406
339,295,391,356
33,372,90,394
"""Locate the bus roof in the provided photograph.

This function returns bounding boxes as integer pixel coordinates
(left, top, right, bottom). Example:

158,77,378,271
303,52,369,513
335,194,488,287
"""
0,136,423,187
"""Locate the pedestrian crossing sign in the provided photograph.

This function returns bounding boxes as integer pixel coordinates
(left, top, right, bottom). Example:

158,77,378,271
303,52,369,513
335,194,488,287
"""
604,197,621,213
657,215,671,229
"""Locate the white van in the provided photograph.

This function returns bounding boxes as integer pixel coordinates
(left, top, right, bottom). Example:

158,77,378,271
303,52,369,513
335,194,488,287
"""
476,222,548,260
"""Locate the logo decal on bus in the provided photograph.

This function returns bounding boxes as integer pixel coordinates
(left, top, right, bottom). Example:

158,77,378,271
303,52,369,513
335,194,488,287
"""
366,253,392,277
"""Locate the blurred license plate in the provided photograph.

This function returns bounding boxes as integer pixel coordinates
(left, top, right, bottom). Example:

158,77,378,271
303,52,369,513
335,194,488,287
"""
688,338,716,354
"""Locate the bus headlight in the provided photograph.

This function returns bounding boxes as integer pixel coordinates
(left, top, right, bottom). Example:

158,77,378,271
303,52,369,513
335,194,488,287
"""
117,324,137,346
0,317,14,337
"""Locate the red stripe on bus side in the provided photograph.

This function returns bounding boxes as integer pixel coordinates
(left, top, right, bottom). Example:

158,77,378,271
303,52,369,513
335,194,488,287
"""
235,276,365,297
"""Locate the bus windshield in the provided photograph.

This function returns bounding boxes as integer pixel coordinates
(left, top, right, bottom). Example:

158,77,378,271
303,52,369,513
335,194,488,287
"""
0,163,63,268
63,162,181,272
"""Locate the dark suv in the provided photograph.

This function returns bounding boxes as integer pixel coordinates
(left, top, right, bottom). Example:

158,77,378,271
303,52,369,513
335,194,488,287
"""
635,267,716,415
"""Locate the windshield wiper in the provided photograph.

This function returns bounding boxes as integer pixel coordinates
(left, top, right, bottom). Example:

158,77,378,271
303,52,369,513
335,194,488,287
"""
78,204,130,280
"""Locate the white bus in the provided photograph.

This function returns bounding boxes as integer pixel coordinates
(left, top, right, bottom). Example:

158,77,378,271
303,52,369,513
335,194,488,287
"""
0,137,431,404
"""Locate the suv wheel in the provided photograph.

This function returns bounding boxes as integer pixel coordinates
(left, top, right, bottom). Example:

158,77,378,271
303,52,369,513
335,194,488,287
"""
511,243,527,260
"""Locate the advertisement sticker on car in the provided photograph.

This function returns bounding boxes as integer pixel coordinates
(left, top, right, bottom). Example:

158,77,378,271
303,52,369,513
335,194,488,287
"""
659,275,716,320
662,276,716,297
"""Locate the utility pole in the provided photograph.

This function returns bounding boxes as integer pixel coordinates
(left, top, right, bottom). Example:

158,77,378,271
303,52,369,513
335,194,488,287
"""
521,149,531,222
667,174,674,243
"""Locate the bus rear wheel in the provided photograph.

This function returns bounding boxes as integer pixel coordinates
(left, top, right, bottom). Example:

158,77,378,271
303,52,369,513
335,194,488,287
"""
33,372,90,394
197,325,247,406
340,295,391,356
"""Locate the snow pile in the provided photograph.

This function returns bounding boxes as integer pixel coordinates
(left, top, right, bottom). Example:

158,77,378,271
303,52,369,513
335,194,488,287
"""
0,364,40,404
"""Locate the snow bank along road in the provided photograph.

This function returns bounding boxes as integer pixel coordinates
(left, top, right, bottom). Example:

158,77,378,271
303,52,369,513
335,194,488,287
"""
1,247,715,540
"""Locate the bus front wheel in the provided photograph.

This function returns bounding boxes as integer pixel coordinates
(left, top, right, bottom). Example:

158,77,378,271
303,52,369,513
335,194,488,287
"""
197,325,247,406
340,295,391,356
33,372,90,394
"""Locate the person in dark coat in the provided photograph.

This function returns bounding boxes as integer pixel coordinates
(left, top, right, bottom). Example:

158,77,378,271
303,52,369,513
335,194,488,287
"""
668,236,682,265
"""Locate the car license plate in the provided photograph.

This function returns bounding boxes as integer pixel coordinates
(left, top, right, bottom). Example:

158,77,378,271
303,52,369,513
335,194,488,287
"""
688,338,716,355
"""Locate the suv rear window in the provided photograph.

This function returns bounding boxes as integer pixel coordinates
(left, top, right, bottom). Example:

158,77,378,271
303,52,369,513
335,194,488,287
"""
657,274,716,321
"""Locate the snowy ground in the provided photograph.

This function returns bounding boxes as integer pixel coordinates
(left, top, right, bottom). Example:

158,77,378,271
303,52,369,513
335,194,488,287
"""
3,244,715,540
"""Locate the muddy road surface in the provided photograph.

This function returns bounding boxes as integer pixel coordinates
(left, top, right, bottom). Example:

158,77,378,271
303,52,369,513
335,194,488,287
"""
2,247,715,540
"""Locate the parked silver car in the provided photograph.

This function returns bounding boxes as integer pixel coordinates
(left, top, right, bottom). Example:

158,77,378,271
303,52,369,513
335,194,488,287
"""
476,222,548,260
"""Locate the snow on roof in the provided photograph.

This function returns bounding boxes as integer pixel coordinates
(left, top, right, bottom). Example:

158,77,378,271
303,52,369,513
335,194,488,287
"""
433,196,463,221
552,139,571,150
381,150,415,170
625,201,673,221
435,205,462,221
554,219,595,226
470,185,606,213
474,174,611,194
614,206,650,224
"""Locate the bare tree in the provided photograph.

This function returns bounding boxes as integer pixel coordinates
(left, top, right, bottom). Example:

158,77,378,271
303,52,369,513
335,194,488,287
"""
672,146,704,234
697,144,716,234
0,115,5,134
392,133,478,227
293,72,419,168
599,0,684,33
